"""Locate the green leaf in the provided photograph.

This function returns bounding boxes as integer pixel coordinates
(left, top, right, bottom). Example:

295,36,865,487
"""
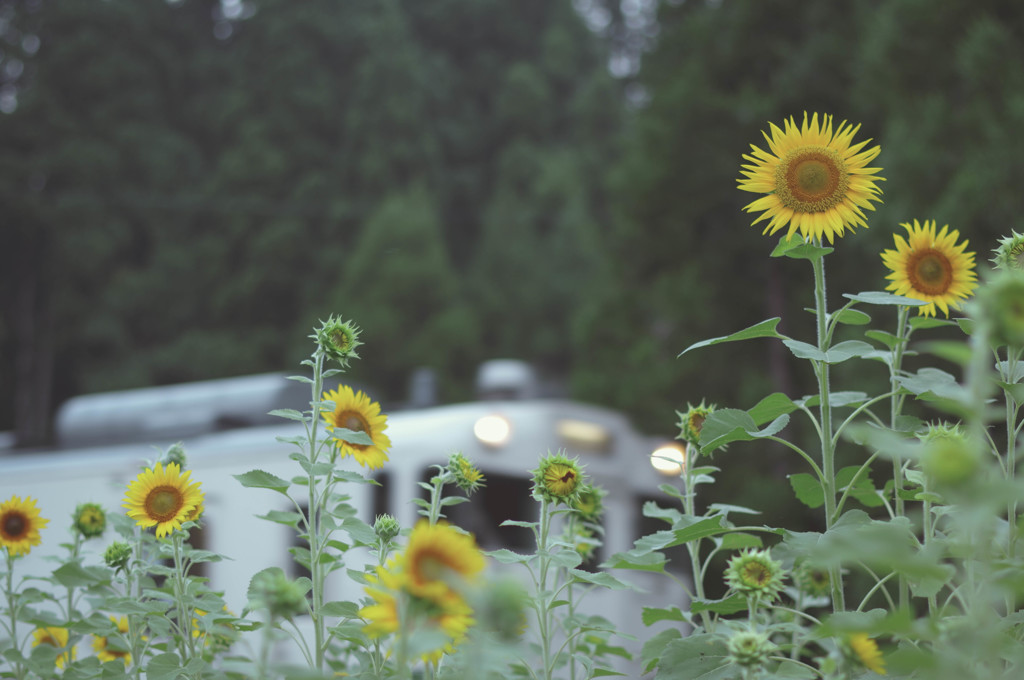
771,236,833,260
781,338,826,361
666,516,728,546
832,308,871,325
655,634,732,680
255,509,304,528
865,329,904,349
146,653,185,680
789,473,825,509
843,291,928,307
825,340,875,363
641,628,682,674
51,562,108,588
720,532,763,549
488,549,531,565
268,408,306,422
591,669,629,678
234,469,291,495
679,318,785,357
917,340,972,365
699,409,790,452
641,606,687,626
321,601,361,618
568,569,631,590
602,550,666,573
341,517,377,546
908,316,955,330
331,428,374,446
747,392,799,425
690,593,748,615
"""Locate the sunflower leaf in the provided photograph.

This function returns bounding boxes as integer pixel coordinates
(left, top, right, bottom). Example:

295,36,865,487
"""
843,291,928,307
234,469,291,495
678,318,785,357
908,316,955,330
831,308,871,325
331,428,374,446
789,473,825,509
268,408,306,422
747,393,799,425
699,409,790,452
690,594,749,615
771,237,833,260
655,634,732,680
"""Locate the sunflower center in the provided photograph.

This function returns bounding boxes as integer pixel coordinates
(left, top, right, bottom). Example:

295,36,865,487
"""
2,511,27,539
776,148,850,213
742,562,770,586
145,487,184,522
337,410,371,449
908,250,953,295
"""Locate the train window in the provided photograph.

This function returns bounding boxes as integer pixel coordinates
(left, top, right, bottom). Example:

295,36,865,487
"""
425,470,537,553
371,472,390,524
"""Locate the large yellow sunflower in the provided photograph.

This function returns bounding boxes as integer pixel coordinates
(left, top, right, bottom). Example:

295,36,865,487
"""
93,616,131,666
32,627,76,668
360,559,474,663
739,112,884,244
403,521,484,594
0,495,49,557
881,220,977,317
321,385,391,469
122,462,204,538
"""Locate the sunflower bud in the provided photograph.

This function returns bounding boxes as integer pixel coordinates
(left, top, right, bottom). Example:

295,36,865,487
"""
793,562,831,598
570,483,606,523
373,514,401,543
974,269,1024,348
72,503,106,539
677,401,716,449
727,630,776,667
314,315,362,366
531,452,585,504
991,230,1024,271
724,549,786,602
447,452,485,495
103,541,132,572
843,633,887,675
248,568,308,621
160,442,188,469
474,576,528,643
918,423,979,486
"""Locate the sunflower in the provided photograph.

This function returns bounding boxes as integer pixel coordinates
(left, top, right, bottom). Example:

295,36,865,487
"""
122,462,204,538
360,559,475,663
881,219,977,317
532,453,585,503
93,616,131,666
0,495,48,557
403,521,484,594
739,112,884,244
32,627,76,668
321,385,392,469
724,549,786,601
847,633,887,675
72,502,106,539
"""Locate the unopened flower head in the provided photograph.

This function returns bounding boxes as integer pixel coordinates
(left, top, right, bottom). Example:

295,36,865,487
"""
727,629,776,667
570,483,606,523
677,401,716,449
72,502,106,539
794,562,831,598
103,541,133,572
845,633,887,675
724,549,786,601
991,229,1024,271
917,422,979,486
1,495,49,557
314,315,362,366
159,442,188,469
532,452,585,504
474,576,528,643
373,513,401,543
447,451,485,495
248,568,308,621
974,269,1024,348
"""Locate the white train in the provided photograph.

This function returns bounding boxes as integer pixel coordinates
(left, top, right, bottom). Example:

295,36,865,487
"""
0,360,689,666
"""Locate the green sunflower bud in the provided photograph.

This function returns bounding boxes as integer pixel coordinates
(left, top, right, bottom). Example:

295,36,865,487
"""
72,503,106,539
724,548,786,602
159,442,188,469
531,452,585,504
314,315,362,366
727,630,776,667
918,423,979,486
974,269,1024,348
373,513,401,543
103,541,132,572
991,229,1024,271
570,483,606,523
447,451,485,495
248,568,308,621
676,400,716,450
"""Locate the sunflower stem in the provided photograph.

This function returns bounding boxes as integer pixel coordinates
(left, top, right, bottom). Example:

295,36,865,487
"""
811,252,845,612
889,305,911,611
4,551,26,680
682,442,713,631
307,347,327,673
536,497,555,680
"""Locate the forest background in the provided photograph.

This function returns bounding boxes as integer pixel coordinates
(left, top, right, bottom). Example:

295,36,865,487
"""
2,0,1023,525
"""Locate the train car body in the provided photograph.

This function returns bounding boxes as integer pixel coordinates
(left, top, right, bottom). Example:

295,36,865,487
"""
0,364,688,668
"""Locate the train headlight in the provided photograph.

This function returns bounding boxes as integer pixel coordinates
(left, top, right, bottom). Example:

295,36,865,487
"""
650,443,685,476
474,414,511,448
